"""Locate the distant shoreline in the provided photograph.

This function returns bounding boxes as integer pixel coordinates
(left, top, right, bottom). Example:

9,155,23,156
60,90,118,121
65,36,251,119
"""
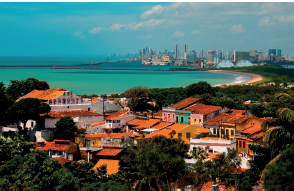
207,70,263,85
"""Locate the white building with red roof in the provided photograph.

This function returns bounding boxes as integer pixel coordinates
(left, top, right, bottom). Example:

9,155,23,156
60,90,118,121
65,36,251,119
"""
105,110,136,132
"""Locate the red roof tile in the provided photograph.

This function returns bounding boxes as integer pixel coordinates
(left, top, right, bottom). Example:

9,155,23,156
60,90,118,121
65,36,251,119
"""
170,98,202,110
91,122,105,128
105,110,129,120
54,157,79,165
85,132,131,139
96,149,123,156
41,110,101,118
36,142,69,151
151,122,171,130
250,131,265,140
241,126,262,134
185,104,222,115
127,119,160,129
93,159,119,174
144,123,187,139
17,87,67,102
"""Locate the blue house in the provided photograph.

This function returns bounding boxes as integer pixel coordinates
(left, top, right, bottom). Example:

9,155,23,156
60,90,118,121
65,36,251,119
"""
175,110,191,125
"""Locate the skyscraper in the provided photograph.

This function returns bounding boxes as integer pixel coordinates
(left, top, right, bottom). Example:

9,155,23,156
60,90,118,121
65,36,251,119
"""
174,43,178,59
277,49,282,57
184,43,188,53
207,50,216,63
269,49,276,56
234,51,249,62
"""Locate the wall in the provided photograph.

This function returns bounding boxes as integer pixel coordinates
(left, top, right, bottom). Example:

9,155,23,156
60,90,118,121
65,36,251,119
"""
29,130,51,142
74,115,104,128
162,107,176,123
235,118,263,132
190,138,236,155
86,126,105,134
175,110,191,125
50,104,92,112
106,116,136,130
173,125,198,142
190,114,203,126
75,135,102,148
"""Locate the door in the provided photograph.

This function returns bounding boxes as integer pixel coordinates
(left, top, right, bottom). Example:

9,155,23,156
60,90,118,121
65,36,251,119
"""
86,140,91,147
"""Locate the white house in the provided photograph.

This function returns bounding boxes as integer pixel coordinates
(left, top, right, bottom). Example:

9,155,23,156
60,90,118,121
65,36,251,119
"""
104,110,136,132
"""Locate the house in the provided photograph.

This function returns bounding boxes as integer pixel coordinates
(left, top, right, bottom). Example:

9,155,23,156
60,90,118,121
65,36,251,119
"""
17,87,93,112
92,101,123,115
75,132,132,148
235,125,265,158
162,98,204,123
174,125,211,143
105,110,136,132
36,139,79,161
88,122,107,134
183,104,228,126
189,137,237,157
93,159,120,175
143,123,188,139
127,119,161,132
203,109,262,139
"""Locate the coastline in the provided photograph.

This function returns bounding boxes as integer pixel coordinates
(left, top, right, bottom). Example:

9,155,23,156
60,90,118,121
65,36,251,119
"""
207,70,263,85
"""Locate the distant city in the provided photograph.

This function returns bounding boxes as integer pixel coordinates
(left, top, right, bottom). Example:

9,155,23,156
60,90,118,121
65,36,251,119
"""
106,44,294,69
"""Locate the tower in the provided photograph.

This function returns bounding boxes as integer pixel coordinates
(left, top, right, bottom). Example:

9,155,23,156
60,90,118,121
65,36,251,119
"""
174,43,178,59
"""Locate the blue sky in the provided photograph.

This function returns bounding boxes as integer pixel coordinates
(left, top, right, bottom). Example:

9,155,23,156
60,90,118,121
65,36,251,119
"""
0,2,293,56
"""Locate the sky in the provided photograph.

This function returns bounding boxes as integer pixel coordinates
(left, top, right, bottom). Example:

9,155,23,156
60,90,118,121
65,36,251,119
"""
0,2,294,56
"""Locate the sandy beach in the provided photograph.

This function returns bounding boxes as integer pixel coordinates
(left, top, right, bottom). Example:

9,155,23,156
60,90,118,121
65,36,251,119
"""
208,70,263,85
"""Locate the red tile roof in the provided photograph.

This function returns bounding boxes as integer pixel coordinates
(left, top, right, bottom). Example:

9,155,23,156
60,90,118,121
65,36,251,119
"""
92,97,100,104
241,126,262,134
54,157,79,165
185,104,222,115
151,122,171,130
91,122,105,128
105,110,129,120
170,98,202,110
127,119,160,129
96,149,123,156
36,142,69,151
17,87,67,102
204,109,255,127
249,131,265,140
153,110,162,117
93,159,119,175
41,110,101,118
144,123,187,139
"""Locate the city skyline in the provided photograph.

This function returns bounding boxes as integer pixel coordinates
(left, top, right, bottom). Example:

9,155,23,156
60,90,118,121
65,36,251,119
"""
0,2,294,56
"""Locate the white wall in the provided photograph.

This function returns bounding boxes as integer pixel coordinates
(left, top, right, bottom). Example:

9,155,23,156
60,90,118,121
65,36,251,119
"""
50,103,92,112
106,116,136,129
29,130,51,142
190,138,236,155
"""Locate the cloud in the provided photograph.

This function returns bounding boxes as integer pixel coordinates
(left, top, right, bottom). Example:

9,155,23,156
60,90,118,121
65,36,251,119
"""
109,23,127,31
141,5,164,19
276,15,294,22
88,26,105,34
126,19,166,30
72,30,85,39
258,16,275,26
230,24,246,34
171,31,184,38
191,30,201,34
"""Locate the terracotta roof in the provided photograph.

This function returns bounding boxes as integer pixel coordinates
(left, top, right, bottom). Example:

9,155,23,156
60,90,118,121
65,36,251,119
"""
36,142,69,151
185,104,222,115
91,122,105,128
17,87,67,102
204,109,254,127
127,119,160,129
129,134,141,138
92,97,100,104
144,123,188,139
151,122,171,130
96,149,123,156
241,126,262,134
196,128,213,134
170,98,201,110
93,159,119,175
250,131,265,140
201,137,228,141
105,110,129,120
84,132,131,139
54,157,79,165
41,110,101,118
153,110,162,117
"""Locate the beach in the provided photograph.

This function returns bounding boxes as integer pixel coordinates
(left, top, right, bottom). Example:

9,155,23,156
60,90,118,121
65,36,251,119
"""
208,70,263,85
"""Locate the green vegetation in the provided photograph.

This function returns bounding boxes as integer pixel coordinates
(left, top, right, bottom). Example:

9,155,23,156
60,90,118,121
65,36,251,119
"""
53,116,79,140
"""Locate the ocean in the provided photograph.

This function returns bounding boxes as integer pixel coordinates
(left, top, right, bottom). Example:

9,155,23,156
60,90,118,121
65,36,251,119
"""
0,56,250,95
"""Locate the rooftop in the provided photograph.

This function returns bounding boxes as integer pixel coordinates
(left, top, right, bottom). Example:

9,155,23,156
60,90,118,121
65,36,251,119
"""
105,110,129,120
41,110,101,118
91,122,106,128
96,149,123,156
17,87,67,102
204,109,254,127
36,142,69,151
54,157,79,165
127,119,160,129
151,122,171,130
185,104,222,115
84,132,131,139
144,123,188,139
93,159,119,175
170,98,202,110
241,126,262,134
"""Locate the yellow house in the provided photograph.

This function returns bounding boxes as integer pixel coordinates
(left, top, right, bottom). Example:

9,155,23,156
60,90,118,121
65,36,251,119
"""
174,125,211,142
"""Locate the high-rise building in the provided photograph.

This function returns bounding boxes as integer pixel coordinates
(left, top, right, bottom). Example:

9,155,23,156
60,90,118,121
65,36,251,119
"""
269,49,276,56
277,49,282,57
207,50,216,63
184,43,188,53
234,51,249,62
249,50,256,57
174,43,178,59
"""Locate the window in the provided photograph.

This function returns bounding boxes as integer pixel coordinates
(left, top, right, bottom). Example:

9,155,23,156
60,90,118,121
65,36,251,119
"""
186,132,190,139
178,133,182,138
217,129,220,136
113,120,116,123
226,129,229,136
193,147,197,153
117,120,120,123
180,116,184,123
176,116,179,122
68,154,73,160
188,117,191,124
243,141,246,148
31,121,34,127
213,128,216,134
239,141,242,148
199,119,202,124
88,108,90,111
231,130,234,136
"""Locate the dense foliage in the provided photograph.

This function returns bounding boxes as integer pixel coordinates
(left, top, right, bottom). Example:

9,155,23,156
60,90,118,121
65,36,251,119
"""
53,116,78,140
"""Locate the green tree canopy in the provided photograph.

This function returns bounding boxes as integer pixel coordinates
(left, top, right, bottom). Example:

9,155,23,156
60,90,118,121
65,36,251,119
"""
4,98,51,128
53,116,78,140
123,86,152,112
185,81,214,97
0,82,13,125
119,136,189,190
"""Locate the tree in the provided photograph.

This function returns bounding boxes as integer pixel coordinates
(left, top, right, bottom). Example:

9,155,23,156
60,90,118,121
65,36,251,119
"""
53,116,78,140
119,136,189,190
4,98,51,128
185,81,214,97
6,78,50,101
0,82,13,125
123,86,151,112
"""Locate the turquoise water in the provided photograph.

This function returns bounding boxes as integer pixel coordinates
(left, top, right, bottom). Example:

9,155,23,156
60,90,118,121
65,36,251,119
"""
0,57,250,95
